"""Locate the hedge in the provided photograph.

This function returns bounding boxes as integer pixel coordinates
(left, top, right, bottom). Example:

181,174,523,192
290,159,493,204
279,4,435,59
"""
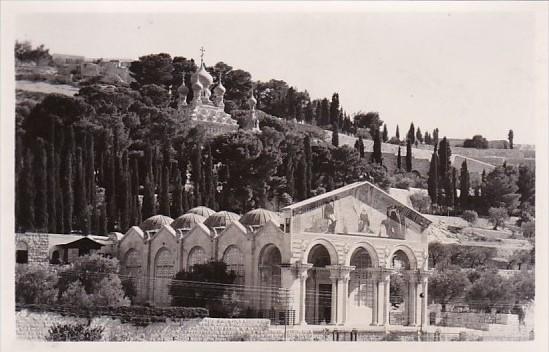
16,303,208,326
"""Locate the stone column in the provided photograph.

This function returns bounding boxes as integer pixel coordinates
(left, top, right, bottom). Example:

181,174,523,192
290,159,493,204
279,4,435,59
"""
371,272,379,326
330,277,338,325
299,270,308,325
342,274,350,324
420,273,430,329
327,265,355,326
382,270,391,326
407,273,418,326
280,263,312,325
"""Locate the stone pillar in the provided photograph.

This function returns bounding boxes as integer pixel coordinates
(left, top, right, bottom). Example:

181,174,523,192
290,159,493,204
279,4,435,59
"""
371,273,379,326
420,274,429,329
382,271,391,326
408,273,418,326
330,277,338,325
280,263,311,325
299,270,308,325
342,275,350,324
327,265,355,326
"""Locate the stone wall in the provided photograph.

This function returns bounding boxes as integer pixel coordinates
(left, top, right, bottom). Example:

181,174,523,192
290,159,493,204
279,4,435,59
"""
15,233,49,264
16,310,278,341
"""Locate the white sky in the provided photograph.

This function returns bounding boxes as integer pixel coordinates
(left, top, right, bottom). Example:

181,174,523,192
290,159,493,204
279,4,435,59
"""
14,5,545,143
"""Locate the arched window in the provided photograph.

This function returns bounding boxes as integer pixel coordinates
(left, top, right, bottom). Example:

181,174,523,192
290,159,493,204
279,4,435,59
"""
16,241,28,264
391,250,411,270
223,246,245,285
154,248,174,279
187,246,208,270
124,249,142,278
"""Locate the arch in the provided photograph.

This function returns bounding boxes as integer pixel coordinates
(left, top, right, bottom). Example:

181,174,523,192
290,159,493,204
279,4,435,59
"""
153,247,175,306
388,245,417,270
123,248,142,277
16,240,29,264
187,246,208,269
350,248,373,269
258,244,283,312
303,239,338,265
223,245,245,285
259,243,282,267
345,242,379,267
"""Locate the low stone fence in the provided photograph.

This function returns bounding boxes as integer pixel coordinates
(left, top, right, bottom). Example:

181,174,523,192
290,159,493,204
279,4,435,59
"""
434,312,519,331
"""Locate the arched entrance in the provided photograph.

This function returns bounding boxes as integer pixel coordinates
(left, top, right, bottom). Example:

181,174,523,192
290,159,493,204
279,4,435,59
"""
153,248,174,306
187,246,208,270
258,244,282,317
122,248,142,302
305,244,333,324
348,247,375,323
389,249,413,325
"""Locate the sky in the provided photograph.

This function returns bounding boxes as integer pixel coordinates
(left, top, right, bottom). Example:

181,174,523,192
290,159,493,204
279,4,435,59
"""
14,6,543,144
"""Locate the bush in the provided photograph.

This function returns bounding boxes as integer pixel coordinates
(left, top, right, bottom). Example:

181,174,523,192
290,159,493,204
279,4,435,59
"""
410,192,431,213
46,323,104,341
488,207,509,230
15,265,58,305
461,210,478,225
521,221,535,238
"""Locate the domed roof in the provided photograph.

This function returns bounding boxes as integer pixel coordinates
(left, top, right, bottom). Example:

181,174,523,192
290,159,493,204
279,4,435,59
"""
171,213,206,230
204,211,240,228
187,206,215,218
240,208,281,227
192,77,203,91
214,80,226,95
197,62,213,88
140,215,174,232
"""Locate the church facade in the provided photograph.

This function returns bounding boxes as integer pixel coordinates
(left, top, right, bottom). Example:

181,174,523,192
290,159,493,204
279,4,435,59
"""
116,181,432,328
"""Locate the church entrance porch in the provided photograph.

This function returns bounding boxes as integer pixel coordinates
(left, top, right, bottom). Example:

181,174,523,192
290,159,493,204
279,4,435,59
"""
305,269,332,325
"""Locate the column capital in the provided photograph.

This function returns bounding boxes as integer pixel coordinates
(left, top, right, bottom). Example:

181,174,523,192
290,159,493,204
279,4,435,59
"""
281,262,313,279
326,265,355,280
376,268,395,282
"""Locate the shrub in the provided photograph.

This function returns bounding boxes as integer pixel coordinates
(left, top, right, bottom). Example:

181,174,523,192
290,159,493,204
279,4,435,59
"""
488,207,509,230
521,221,535,238
461,210,478,225
410,192,431,213
46,323,104,341
15,265,58,305
60,281,92,308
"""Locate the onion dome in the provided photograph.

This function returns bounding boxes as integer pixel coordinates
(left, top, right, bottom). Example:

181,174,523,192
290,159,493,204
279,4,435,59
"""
178,81,189,96
240,208,281,227
214,80,226,95
171,213,206,230
197,62,213,88
204,211,240,228
187,206,216,218
140,215,174,232
192,77,203,92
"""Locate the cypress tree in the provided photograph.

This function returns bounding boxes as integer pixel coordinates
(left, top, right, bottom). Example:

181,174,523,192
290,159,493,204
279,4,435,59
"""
47,131,57,233
427,146,439,205
119,151,131,231
172,170,184,217
296,155,307,201
408,123,415,144
397,146,402,170
87,134,96,219
99,201,108,236
371,129,382,164
131,156,141,226
304,135,313,197
451,167,458,208
329,93,340,125
320,98,330,126
459,160,470,208
438,137,452,205
331,122,339,147
159,166,171,216
395,125,400,141
382,124,389,142
34,139,48,232
508,130,514,149
191,144,203,206
286,148,296,197
204,144,217,210
19,148,35,231
406,139,412,172
15,134,23,228
416,127,423,144
55,152,64,233
106,148,117,231
142,173,156,219
75,147,89,234
433,128,439,146
314,101,322,126
62,127,74,233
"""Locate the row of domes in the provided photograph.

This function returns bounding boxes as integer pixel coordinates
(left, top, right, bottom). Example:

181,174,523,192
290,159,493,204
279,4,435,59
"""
139,207,281,232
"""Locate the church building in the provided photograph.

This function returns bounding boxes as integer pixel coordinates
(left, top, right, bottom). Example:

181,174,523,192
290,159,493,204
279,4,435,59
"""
116,180,432,328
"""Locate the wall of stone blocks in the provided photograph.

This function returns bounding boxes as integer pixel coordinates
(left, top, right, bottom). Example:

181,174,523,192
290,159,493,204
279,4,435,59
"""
15,233,49,264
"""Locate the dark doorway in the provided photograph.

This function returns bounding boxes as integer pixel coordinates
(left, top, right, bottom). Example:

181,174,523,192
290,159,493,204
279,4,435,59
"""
318,284,332,324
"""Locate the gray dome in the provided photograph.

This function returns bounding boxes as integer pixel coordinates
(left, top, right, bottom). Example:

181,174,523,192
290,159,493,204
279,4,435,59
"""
187,206,216,218
171,213,206,230
204,211,240,228
140,215,174,232
240,208,281,227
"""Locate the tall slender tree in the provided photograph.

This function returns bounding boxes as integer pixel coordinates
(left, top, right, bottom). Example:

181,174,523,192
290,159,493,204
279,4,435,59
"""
62,128,74,233
406,139,412,172
19,148,35,231
172,170,184,217
395,125,400,141
408,123,416,144
397,146,402,170
371,128,382,164
459,160,470,208
142,173,156,219
204,144,217,210
331,122,339,147
304,135,313,197
47,130,57,233
508,130,514,149
75,146,89,234
354,136,365,158
329,93,340,125
428,146,439,205
382,124,389,142
159,166,171,216
34,138,48,232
